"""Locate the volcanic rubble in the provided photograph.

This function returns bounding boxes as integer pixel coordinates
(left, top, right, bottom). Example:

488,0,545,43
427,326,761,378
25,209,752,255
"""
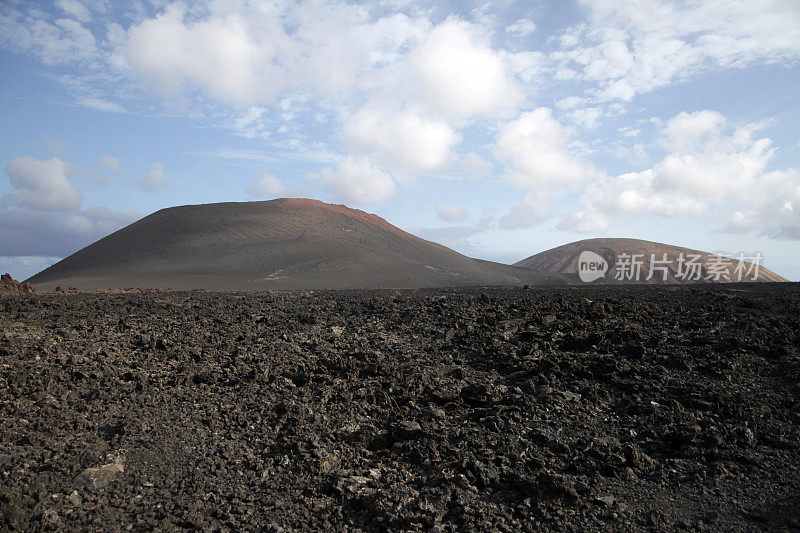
0,284,799,531
0,275,37,296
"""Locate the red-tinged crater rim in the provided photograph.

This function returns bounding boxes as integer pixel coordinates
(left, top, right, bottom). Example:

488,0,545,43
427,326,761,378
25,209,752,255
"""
275,197,403,233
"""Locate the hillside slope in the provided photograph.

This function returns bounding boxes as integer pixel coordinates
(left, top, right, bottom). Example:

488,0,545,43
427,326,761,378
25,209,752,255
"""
515,238,787,283
28,198,570,290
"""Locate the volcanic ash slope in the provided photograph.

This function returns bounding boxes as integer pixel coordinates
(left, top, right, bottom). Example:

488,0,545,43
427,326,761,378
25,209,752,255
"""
28,198,570,291
515,238,787,283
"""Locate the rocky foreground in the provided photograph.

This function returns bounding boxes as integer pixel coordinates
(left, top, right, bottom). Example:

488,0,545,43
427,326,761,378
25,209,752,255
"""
1,285,799,531
0,274,37,296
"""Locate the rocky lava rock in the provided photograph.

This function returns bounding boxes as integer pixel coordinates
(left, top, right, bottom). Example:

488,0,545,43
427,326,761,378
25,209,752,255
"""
0,283,798,530
0,274,37,295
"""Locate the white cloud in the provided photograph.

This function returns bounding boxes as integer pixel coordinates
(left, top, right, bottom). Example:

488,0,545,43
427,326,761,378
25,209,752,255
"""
661,110,726,152
494,108,596,190
556,96,588,110
122,2,430,106
248,174,306,199
436,203,469,223
556,0,800,104
56,0,91,23
4,156,82,211
458,152,494,177
564,109,799,238
409,17,522,121
557,206,609,233
312,156,395,204
609,142,648,164
506,18,537,38
499,194,553,229
1,154,140,259
505,50,547,83
248,174,287,198
343,101,459,174
234,106,267,137
125,4,281,104
76,96,126,113
140,162,171,191
652,112,774,201
100,155,124,175
568,106,602,128
0,8,99,65
289,6,429,98
720,169,800,239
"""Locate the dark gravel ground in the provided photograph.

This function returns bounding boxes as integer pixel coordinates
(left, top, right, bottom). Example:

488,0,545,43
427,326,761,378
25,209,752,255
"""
1,284,799,531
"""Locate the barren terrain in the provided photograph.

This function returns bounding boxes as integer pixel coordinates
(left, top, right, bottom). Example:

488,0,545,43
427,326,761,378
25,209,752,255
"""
1,284,799,531
516,238,787,283
27,199,568,291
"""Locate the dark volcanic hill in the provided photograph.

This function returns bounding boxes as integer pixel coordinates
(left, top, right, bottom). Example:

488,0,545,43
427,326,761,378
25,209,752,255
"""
28,198,569,291
515,238,787,283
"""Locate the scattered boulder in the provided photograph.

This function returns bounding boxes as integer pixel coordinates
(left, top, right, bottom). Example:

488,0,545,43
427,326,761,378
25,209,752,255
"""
55,286,79,294
391,420,423,441
335,475,375,497
74,458,125,490
593,494,616,507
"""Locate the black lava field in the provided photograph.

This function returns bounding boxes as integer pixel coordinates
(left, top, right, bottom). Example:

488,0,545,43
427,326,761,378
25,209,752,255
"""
1,284,799,531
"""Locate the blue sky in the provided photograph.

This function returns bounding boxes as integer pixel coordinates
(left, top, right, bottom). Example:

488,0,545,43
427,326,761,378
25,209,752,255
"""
1,0,799,280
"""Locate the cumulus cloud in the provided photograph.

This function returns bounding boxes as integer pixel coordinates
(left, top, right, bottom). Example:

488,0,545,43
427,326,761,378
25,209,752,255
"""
720,169,800,239
343,102,458,174
557,206,610,233
312,156,395,204
563,110,799,238
140,162,171,191
436,204,469,223
660,110,726,152
494,108,596,190
409,17,522,120
122,1,431,107
248,174,306,198
124,3,285,104
1,155,140,259
567,107,602,128
499,195,553,229
4,156,82,211
3,1,799,249
118,4,532,178
0,3,535,191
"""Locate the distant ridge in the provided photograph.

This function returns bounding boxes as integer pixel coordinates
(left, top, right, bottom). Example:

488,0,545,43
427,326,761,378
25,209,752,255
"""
515,238,787,283
28,198,570,291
